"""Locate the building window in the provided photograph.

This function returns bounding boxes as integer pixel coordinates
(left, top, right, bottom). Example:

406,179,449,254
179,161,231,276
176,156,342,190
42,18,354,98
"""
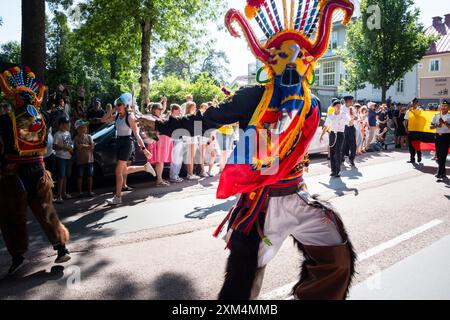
328,31,338,50
322,61,336,86
430,59,440,72
396,78,404,93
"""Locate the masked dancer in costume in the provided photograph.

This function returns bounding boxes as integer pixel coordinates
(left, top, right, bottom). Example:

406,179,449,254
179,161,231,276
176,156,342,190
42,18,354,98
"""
140,0,356,300
0,66,71,274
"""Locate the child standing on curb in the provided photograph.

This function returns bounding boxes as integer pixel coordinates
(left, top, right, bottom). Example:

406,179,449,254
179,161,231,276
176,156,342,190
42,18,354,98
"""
53,116,74,204
74,119,95,197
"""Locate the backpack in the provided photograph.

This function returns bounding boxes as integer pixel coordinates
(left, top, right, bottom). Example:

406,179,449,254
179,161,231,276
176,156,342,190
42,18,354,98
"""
115,111,131,128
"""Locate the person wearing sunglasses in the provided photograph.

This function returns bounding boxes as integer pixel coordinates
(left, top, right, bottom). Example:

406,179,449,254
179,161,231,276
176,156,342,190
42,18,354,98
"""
101,93,155,205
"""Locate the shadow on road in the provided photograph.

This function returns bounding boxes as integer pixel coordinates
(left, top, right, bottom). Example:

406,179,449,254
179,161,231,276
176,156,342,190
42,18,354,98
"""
185,198,235,220
0,265,65,299
151,272,201,300
412,163,450,186
319,177,359,197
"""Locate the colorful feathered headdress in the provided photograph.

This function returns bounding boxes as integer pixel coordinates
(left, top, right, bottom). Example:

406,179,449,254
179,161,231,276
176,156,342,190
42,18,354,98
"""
226,0,354,65
0,66,47,110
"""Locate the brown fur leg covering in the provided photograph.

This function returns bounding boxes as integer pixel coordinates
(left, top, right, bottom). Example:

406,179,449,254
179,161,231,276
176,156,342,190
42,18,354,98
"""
0,174,29,256
292,210,357,300
29,169,69,246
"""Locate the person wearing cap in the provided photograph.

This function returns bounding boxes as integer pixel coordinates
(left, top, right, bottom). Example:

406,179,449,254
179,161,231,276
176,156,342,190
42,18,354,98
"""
53,115,74,204
341,95,357,167
430,100,450,181
366,101,378,147
404,98,423,163
320,99,349,177
100,93,155,205
73,119,95,197
87,98,105,133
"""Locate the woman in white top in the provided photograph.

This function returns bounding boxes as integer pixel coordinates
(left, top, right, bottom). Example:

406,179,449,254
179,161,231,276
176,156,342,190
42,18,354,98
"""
101,93,155,205
184,101,200,180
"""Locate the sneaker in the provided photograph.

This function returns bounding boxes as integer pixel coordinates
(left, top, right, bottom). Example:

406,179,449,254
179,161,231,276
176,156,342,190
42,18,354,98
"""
55,247,71,264
207,172,215,177
144,163,156,177
63,194,72,200
350,160,356,167
8,255,25,275
54,197,64,204
199,171,209,178
407,160,416,164
122,186,134,192
106,195,122,205
88,192,96,197
170,177,184,183
187,174,200,180
417,156,422,163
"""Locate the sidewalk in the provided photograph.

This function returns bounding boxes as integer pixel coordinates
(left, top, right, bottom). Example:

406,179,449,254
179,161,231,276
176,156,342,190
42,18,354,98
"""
349,235,450,300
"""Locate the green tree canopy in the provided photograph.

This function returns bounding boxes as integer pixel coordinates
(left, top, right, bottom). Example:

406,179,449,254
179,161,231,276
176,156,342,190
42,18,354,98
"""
341,0,435,102
0,41,21,64
77,0,225,110
150,73,225,107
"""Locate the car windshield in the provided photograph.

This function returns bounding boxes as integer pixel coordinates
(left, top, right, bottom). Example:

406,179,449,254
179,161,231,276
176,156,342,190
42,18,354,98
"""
92,123,115,141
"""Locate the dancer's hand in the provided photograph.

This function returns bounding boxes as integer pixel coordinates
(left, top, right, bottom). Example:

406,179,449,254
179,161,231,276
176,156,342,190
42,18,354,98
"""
143,149,152,160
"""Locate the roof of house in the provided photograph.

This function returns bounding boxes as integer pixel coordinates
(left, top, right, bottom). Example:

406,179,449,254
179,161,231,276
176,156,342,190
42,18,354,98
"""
425,15,450,55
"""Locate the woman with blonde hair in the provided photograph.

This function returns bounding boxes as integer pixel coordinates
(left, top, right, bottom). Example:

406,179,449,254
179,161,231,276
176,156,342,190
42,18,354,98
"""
148,99,173,186
184,101,200,180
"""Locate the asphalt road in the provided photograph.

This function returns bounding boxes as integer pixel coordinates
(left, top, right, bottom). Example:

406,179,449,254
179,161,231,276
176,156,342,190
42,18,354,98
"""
0,149,449,300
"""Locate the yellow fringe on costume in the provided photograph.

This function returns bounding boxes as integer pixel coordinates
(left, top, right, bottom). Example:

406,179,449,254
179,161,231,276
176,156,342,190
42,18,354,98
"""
247,77,312,169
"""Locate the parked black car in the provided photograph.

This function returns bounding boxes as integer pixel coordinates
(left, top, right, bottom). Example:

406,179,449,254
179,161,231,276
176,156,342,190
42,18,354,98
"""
91,123,148,177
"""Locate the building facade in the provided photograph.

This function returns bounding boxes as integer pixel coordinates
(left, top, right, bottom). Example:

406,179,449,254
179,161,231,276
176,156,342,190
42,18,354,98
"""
418,15,450,107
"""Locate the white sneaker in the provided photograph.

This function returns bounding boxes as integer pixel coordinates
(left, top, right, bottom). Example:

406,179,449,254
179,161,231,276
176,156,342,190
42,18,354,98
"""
199,172,208,178
187,174,200,180
106,195,122,205
207,171,215,177
54,197,64,204
144,163,156,176
170,176,183,183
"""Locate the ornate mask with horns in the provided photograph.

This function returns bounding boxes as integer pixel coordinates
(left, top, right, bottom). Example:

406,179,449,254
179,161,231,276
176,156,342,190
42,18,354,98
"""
0,66,48,157
223,0,354,170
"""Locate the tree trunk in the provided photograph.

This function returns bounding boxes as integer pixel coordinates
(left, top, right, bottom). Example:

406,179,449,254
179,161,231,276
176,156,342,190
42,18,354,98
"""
139,19,151,113
381,86,387,103
21,0,46,80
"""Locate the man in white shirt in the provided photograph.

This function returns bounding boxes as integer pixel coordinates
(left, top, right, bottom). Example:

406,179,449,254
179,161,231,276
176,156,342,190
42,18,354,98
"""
341,95,357,167
404,98,423,163
320,99,349,177
430,100,450,181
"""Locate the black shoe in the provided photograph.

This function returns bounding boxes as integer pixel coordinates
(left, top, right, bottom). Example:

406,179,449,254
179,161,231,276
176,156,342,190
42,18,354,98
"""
407,160,416,164
417,157,422,163
8,255,25,275
350,160,355,167
55,246,71,264
330,172,336,177
122,186,134,192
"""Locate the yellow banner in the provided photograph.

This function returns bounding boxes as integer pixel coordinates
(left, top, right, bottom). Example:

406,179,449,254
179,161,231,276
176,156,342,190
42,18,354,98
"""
407,110,438,133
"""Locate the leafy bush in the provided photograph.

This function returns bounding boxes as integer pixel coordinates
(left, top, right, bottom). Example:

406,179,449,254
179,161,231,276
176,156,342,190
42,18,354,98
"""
150,73,225,108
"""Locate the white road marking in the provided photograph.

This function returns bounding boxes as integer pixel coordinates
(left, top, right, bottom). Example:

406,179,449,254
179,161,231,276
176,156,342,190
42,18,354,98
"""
260,219,444,300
